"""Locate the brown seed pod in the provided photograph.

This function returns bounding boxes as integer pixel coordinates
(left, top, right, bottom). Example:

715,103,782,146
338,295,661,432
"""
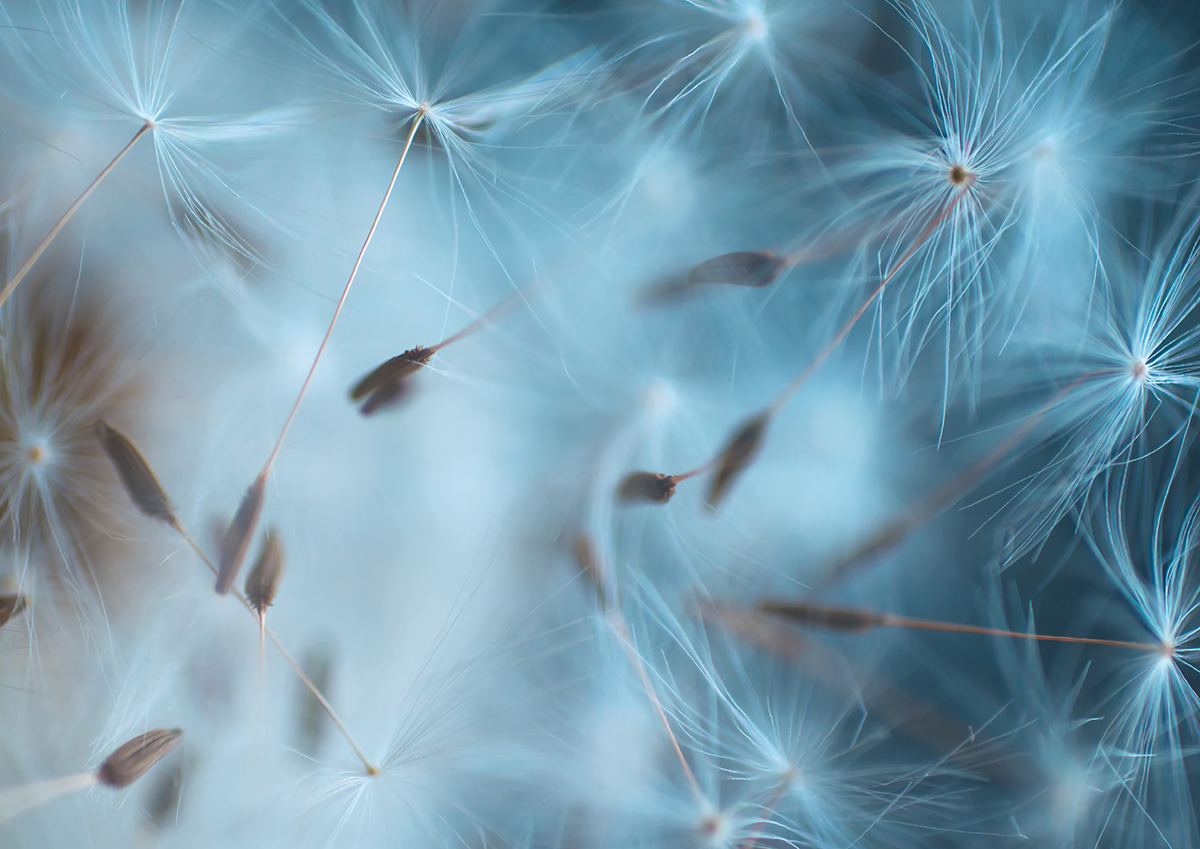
617,471,678,504
0,594,27,627
706,413,769,507
349,346,433,403
96,728,183,789
216,473,267,595
643,251,790,304
94,421,179,530
759,601,884,633
244,528,285,615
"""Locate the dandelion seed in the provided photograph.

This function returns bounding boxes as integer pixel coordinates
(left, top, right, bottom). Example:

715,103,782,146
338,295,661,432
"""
757,601,883,632
94,420,180,531
351,286,531,415
215,472,267,596
617,471,678,503
349,345,434,415
0,594,27,627
245,528,285,660
707,413,769,508
641,250,793,304
244,528,285,617
96,728,183,790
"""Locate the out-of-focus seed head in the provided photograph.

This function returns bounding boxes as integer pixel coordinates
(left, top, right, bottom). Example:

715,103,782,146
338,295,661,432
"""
0,280,142,588
244,528,285,616
617,471,677,504
96,728,183,790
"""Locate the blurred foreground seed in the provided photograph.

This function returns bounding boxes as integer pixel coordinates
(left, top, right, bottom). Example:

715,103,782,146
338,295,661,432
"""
572,533,610,608
95,421,180,530
97,729,183,790
707,414,769,508
618,471,678,504
0,594,27,627
643,251,791,303
216,473,267,595
296,647,335,758
759,601,884,632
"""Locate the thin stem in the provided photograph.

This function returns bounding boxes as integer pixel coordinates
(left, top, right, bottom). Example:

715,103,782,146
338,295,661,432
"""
261,110,426,477
427,286,530,355
610,616,704,800
2,121,152,309
768,180,975,417
176,530,377,773
737,773,792,849
878,613,1165,652
0,772,96,821
824,369,1108,584
670,181,976,485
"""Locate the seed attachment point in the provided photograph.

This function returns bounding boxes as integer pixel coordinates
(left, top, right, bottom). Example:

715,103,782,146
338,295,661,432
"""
350,346,433,415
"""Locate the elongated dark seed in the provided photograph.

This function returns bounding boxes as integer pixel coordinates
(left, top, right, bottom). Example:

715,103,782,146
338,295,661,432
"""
759,601,884,633
707,413,769,507
97,728,183,789
644,251,789,303
617,471,677,504
0,594,27,627
295,647,334,757
94,421,178,529
245,529,285,615
216,473,267,595
358,377,414,416
349,346,433,402
572,533,608,608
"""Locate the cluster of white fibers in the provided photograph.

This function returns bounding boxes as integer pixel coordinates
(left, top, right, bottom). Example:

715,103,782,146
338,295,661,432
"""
2,0,1200,846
